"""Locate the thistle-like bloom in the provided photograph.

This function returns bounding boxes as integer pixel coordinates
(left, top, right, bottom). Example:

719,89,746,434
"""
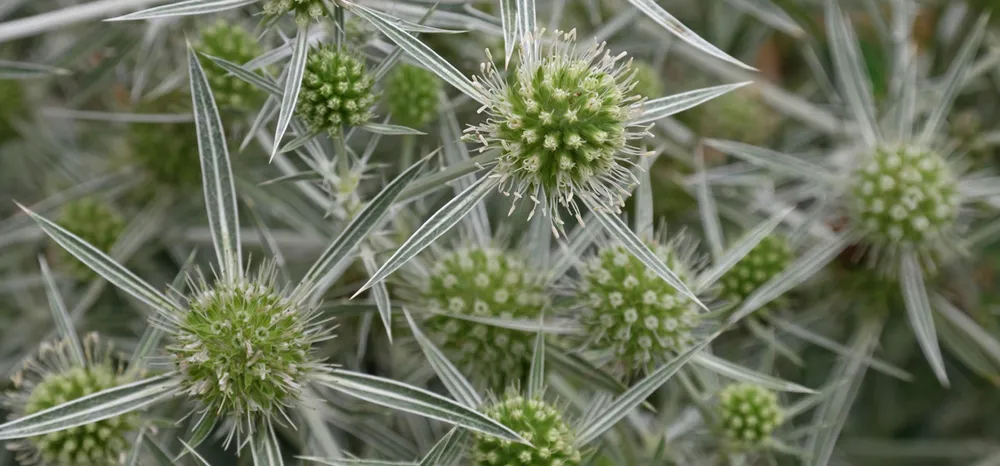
468,29,650,230
715,383,783,450
406,246,550,389
198,21,264,112
52,198,124,281
472,392,582,466
575,234,701,376
165,262,332,442
4,334,137,466
298,45,376,135
718,234,792,310
383,63,442,128
262,0,325,25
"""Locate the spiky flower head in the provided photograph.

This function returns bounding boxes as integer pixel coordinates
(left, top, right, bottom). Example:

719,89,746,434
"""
472,393,581,466
168,263,331,440
469,29,649,232
124,94,200,193
298,45,376,135
697,87,779,146
718,235,792,309
262,0,325,25
52,198,125,281
577,236,699,376
630,61,664,99
418,247,550,389
383,64,442,128
197,20,264,112
716,383,783,450
5,334,137,466
846,145,959,265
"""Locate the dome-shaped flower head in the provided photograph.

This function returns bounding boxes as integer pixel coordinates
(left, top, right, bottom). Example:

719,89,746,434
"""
468,29,650,233
168,263,332,440
262,0,325,25
123,94,201,195
4,334,138,466
472,392,581,466
298,45,377,135
384,63,442,128
718,234,792,310
847,145,959,263
197,20,264,112
414,246,550,389
52,198,125,281
715,383,783,450
576,234,700,376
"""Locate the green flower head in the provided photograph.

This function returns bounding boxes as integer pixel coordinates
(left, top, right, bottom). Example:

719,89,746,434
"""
384,63,442,128
716,383,783,450
472,393,582,466
52,198,125,281
262,0,325,25
718,234,792,310
298,45,377,135
124,94,201,193
197,20,264,112
4,334,138,466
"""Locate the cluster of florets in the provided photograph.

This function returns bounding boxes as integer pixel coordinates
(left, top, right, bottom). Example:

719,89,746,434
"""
124,94,201,193
468,29,649,231
168,266,329,439
262,0,325,25
53,198,125,280
5,334,137,466
298,45,376,135
718,235,792,309
716,383,783,449
847,145,959,258
383,63,442,128
472,393,582,466
419,247,550,389
577,238,699,375
197,20,264,112
696,87,779,146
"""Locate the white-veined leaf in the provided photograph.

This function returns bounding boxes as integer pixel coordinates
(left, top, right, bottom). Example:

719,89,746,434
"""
695,209,789,292
627,0,754,70
516,0,536,62
353,174,500,298
587,205,706,311
0,374,178,440
402,309,481,408
527,324,546,399
934,294,1000,370
704,139,837,184
693,146,724,260
361,122,426,136
315,370,526,443
419,428,468,466
361,251,394,342
692,353,814,393
900,254,948,385
272,24,310,160
630,82,752,125
825,0,879,147
202,54,282,96
106,0,260,21
500,0,516,68
17,204,181,315
250,424,284,466
546,346,631,396
574,331,719,445
346,2,487,105
299,151,434,298
0,60,69,79
188,44,241,282
37,256,84,366
397,150,498,202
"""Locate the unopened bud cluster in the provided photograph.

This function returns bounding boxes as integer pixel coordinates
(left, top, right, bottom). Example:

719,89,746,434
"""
848,145,959,249
262,0,325,25
716,383,783,449
198,21,264,112
299,46,376,135
579,241,698,375
125,95,200,192
383,64,441,128
472,394,581,466
718,235,792,308
54,198,124,280
421,247,549,388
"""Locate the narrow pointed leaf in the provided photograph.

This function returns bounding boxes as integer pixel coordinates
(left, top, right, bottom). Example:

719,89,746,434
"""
900,254,948,385
189,44,241,281
250,425,284,466
106,0,260,21
546,346,630,395
704,139,837,184
180,440,213,466
38,257,84,366
516,0,536,61
574,332,719,445
696,209,789,292
0,60,69,79
361,251,394,342
587,205,706,311
299,459,413,466
316,370,525,443
272,25,310,160
0,375,178,440
18,204,180,314
300,151,433,297
630,82,752,125
825,0,879,146
354,174,500,298
920,14,989,143
628,0,755,70
527,327,546,399
692,353,814,393
500,0,517,68
347,3,487,105
419,428,468,466
693,147,724,260
182,410,218,453
202,54,282,96
769,317,912,381
402,309,481,408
